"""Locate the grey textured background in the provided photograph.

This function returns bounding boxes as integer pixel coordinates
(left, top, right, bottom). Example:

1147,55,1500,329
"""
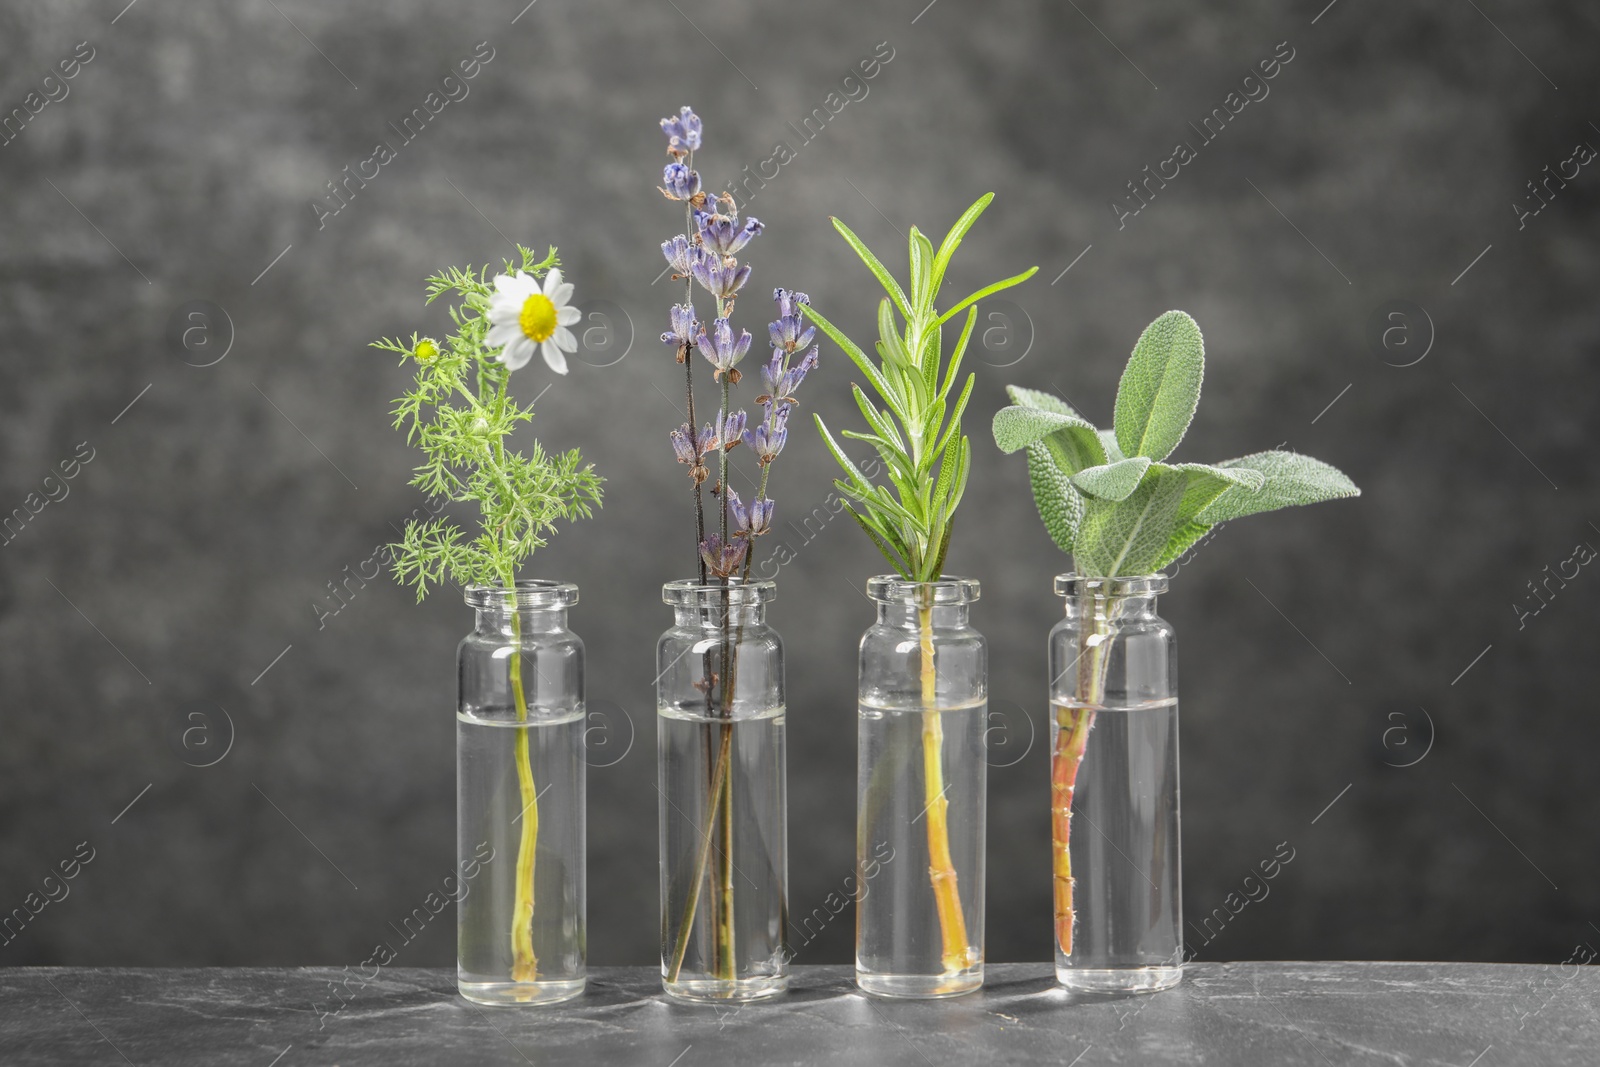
1,0,1596,972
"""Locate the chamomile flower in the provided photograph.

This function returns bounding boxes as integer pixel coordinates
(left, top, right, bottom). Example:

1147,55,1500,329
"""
486,268,581,374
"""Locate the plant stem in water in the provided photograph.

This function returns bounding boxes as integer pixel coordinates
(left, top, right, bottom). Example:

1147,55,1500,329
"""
1052,594,1116,958
666,722,734,982
716,720,736,980
918,600,973,976
508,606,540,983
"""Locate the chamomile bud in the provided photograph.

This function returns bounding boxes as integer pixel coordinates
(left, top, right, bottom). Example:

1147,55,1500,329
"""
414,338,440,363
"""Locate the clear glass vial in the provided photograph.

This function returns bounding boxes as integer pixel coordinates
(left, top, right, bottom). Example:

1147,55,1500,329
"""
1050,574,1182,993
457,581,586,1005
856,576,986,998
657,578,788,1002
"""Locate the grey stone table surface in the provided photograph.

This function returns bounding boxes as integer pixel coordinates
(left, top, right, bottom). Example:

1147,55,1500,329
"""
2,963,1595,1066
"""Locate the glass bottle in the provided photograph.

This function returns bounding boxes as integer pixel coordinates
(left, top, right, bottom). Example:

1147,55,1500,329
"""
456,581,586,1005
657,578,788,1001
1050,574,1181,993
856,576,986,998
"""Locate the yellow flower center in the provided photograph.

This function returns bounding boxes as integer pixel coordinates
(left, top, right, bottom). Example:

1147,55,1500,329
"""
518,294,558,343
414,339,439,362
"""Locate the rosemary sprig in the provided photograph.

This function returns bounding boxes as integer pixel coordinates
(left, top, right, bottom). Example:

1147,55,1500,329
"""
806,193,1037,581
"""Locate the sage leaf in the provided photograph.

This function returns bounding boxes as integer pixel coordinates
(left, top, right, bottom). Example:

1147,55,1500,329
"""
1158,462,1266,524
1027,441,1082,552
1196,450,1361,524
992,405,1098,454
1005,384,1078,416
1044,424,1107,475
1072,466,1188,577
1070,456,1152,501
1112,310,1204,461
1153,519,1213,571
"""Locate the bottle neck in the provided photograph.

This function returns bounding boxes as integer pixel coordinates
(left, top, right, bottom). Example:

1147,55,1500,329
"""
875,601,971,630
1056,573,1166,624
673,602,767,630
866,575,980,630
1063,593,1159,623
474,606,569,636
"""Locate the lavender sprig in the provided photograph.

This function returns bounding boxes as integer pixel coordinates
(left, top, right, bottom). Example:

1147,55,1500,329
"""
656,109,818,583
655,106,821,991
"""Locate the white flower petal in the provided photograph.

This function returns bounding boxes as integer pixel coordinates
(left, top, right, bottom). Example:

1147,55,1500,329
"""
541,268,563,298
492,273,532,296
556,305,582,326
548,282,574,306
552,326,577,352
487,291,523,315
498,338,534,370
485,321,523,348
541,340,569,375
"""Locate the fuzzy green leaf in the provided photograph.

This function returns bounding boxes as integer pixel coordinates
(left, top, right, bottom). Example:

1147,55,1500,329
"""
1113,310,1205,461
1153,519,1213,571
1159,462,1267,524
1072,466,1189,577
1005,385,1079,417
1071,456,1153,501
992,405,1099,454
1196,450,1361,524
1098,429,1125,463
1043,426,1108,476
1026,441,1082,552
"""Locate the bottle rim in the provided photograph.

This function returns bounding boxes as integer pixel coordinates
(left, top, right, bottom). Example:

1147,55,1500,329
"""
463,579,579,610
662,576,776,607
1054,573,1168,598
864,574,981,605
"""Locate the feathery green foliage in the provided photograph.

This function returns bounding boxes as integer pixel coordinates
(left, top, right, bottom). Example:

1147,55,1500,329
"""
806,193,1038,581
372,245,602,599
994,310,1358,576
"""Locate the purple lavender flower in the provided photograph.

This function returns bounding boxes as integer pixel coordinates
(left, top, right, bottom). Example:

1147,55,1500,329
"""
716,408,747,452
661,235,694,277
697,318,753,382
699,533,747,579
697,210,763,257
671,419,721,482
742,404,789,466
661,163,701,201
759,344,820,405
662,303,699,355
670,424,699,466
728,489,775,538
660,106,703,156
768,288,815,353
692,254,752,301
